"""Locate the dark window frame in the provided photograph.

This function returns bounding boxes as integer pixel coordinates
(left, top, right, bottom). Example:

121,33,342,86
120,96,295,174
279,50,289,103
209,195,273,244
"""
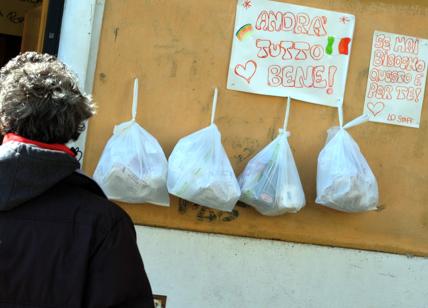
42,0,65,56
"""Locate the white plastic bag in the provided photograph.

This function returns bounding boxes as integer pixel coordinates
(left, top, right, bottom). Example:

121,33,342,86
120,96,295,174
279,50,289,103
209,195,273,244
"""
316,101,378,212
94,79,169,206
167,88,241,212
239,98,305,215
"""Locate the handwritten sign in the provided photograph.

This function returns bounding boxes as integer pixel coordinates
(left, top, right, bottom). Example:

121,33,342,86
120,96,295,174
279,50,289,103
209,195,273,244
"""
227,0,355,107
363,31,428,128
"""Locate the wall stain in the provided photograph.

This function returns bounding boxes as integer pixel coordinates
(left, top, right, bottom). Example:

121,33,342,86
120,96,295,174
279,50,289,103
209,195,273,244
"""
190,59,198,76
113,27,119,42
170,60,177,78
228,137,260,164
268,127,276,140
178,199,240,223
99,72,107,82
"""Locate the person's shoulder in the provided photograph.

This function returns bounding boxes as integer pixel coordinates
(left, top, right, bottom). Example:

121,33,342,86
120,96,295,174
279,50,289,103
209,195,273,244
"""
60,172,133,231
25,171,133,234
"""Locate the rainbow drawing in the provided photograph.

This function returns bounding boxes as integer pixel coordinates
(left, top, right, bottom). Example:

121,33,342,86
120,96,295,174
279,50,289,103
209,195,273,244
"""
236,24,253,41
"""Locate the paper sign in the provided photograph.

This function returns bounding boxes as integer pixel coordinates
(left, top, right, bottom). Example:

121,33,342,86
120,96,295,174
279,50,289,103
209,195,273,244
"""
227,0,355,107
363,31,428,128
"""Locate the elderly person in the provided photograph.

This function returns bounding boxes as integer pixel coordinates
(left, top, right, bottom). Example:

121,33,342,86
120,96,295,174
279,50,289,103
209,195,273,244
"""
0,52,154,308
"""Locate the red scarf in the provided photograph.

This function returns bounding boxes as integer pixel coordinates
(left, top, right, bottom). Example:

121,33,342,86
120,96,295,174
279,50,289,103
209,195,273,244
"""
2,133,76,158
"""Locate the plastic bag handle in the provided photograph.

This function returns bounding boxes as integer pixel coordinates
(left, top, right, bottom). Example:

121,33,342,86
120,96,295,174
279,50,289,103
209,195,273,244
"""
283,96,291,131
337,97,344,128
132,78,139,121
337,97,369,129
343,114,369,129
211,87,218,125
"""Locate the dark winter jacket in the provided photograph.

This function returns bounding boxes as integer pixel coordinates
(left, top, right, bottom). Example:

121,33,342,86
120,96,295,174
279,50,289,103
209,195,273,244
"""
0,135,154,308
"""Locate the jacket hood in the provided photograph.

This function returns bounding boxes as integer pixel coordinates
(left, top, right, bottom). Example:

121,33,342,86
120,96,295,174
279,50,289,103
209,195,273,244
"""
0,141,80,211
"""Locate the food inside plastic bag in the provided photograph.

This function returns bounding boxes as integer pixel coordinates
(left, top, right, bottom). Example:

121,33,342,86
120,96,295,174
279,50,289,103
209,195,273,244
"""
316,108,378,212
167,89,240,212
239,130,305,215
93,79,170,206
238,98,305,215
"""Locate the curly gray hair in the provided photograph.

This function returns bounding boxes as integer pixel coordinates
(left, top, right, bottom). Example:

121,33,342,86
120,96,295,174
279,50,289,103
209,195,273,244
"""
0,52,95,143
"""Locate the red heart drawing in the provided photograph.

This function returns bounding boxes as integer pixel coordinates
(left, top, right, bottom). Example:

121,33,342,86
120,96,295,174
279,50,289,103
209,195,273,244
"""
367,101,385,117
234,60,257,84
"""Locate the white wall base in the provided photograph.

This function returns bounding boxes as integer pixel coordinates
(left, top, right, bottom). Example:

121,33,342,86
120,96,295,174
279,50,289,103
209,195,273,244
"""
136,226,428,308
